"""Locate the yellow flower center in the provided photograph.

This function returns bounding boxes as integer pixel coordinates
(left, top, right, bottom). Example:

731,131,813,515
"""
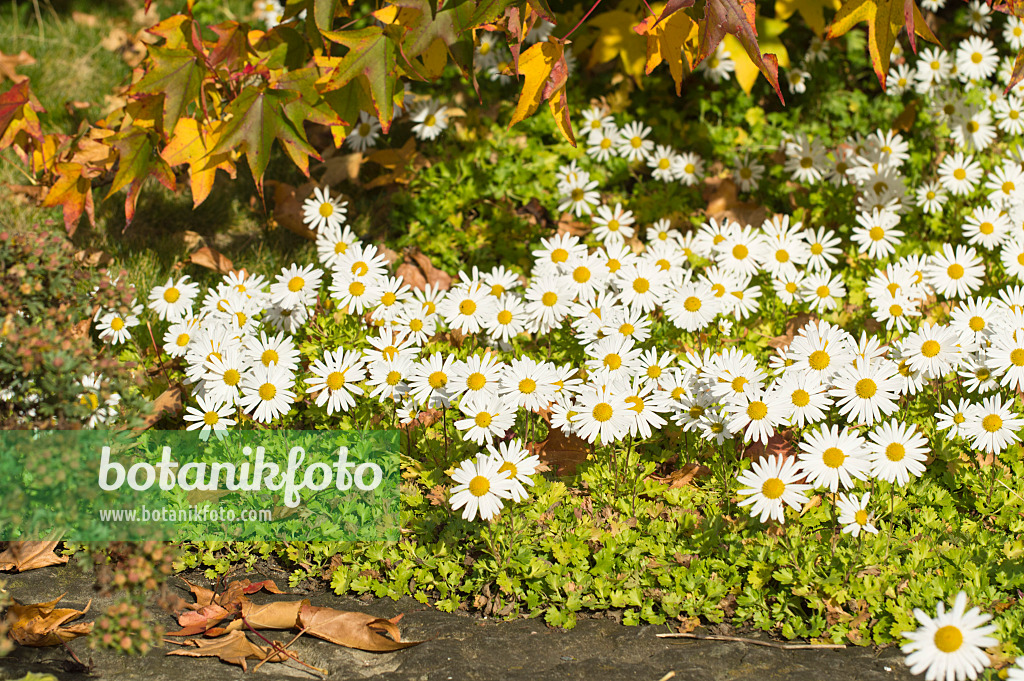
469,475,490,497
920,340,940,358
604,353,622,370
593,402,613,422
823,447,845,468
761,478,785,499
319,203,334,217
854,509,868,525
460,299,477,316
163,288,180,303
886,442,905,461
791,389,810,407
633,278,650,294
746,401,768,420
326,371,345,390
983,414,1003,432
475,412,493,427
223,368,241,386
428,371,448,389
541,291,558,307
947,263,964,280
288,276,305,292
933,626,963,653
497,310,513,325
808,350,830,371
203,411,219,425
855,378,877,399
259,383,277,401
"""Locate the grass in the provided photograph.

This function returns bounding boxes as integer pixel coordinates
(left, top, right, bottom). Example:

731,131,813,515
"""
0,0,318,295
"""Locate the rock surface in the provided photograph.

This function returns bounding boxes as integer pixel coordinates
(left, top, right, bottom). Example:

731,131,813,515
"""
0,561,914,681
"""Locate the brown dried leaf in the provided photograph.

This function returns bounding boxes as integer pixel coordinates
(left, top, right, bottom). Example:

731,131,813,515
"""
7,594,92,647
71,11,98,27
74,248,113,267
0,541,69,572
166,630,291,671
653,463,712,488
396,263,427,290
408,250,452,291
703,177,766,227
141,384,183,429
217,600,306,635
267,180,317,241
319,152,363,187
189,246,234,275
766,312,818,351
530,428,590,476
0,50,35,84
298,605,422,652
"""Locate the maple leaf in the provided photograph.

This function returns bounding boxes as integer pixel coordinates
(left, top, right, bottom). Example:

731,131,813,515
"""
775,0,840,35
130,46,206,133
0,80,42,145
7,594,93,647
167,630,292,670
160,116,237,207
825,0,938,87
723,16,791,94
634,5,699,95
0,541,69,572
106,126,176,224
586,10,649,83
697,0,785,102
510,40,576,146
321,27,397,132
206,85,320,195
40,162,96,235
204,21,248,72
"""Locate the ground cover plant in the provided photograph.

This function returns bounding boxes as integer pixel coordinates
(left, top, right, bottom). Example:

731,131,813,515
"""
6,0,1024,679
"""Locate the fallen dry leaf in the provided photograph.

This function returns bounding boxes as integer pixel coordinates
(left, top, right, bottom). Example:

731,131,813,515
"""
396,263,427,290
266,180,317,240
215,600,307,635
298,605,421,652
7,594,92,647
0,50,35,83
0,541,69,572
653,463,712,488
141,384,183,429
74,248,113,267
407,249,452,291
167,630,291,671
189,246,234,275
71,11,98,26
703,177,767,228
766,312,818,351
530,427,590,476
318,152,363,186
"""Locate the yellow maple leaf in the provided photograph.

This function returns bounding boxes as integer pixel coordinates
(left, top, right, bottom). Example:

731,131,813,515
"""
775,0,840,36
826,0,938,86
510,40,576,146
723,17,791,94
634,4,699,95
586,10,648,84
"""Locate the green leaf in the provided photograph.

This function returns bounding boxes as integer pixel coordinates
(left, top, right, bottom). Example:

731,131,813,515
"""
131,46,206,134
106,127,176,224
314,0,338,32
206,85,320,193
321,27,397,130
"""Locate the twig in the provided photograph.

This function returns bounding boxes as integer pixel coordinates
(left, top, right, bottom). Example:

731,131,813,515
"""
58,636,87,669
252,627,308,674
656,632,846,650
656,673,676,681
240,614,326,678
